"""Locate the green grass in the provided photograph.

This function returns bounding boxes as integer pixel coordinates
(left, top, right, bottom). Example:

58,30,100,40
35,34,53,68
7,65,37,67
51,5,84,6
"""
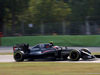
92,52,100,55
0,53,12,55
0,62,100,75
2,35,100,46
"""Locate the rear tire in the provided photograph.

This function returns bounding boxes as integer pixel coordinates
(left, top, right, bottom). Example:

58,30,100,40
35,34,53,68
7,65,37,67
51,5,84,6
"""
69,50,80,61
14,51,24,62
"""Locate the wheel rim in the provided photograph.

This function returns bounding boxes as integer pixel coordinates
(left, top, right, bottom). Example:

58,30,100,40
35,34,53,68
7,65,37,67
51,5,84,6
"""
70,50,80,61
71,51,78,59
14,52,22,61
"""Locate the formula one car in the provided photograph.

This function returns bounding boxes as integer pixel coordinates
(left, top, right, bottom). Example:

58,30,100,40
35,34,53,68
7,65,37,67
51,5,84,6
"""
13,43,96,62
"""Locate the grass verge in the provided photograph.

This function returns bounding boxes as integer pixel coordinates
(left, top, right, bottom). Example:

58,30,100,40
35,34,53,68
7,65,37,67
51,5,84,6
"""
0,62,100,75
0,53,13,55
92,52,100,55
2,35,100,46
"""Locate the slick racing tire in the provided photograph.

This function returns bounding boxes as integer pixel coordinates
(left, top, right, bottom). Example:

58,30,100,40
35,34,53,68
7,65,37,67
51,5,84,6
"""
69,50,80,61
14,51,25,62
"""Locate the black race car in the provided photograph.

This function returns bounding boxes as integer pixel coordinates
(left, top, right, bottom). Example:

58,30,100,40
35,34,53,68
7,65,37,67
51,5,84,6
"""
13,43,96,62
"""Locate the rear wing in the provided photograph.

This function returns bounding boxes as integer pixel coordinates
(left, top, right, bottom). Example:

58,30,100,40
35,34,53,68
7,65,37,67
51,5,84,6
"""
13,44,29,53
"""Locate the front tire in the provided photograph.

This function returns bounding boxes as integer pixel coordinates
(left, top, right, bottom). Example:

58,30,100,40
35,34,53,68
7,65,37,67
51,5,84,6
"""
14,51,24,62
69,50,80,61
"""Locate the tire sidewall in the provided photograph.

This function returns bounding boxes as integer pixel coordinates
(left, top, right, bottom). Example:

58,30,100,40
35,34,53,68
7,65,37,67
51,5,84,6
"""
69,50,80,61
14,51,24,62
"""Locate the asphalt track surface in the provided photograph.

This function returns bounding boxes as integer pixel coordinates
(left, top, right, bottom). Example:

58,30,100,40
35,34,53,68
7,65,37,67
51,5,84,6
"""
0,55,100,63
0,46,100,63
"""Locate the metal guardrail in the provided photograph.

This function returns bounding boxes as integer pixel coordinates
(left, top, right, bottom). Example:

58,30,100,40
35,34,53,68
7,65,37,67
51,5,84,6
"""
2,21,100,36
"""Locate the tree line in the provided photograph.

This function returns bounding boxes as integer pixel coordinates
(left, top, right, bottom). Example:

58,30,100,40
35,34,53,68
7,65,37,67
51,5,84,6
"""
0,0,100,35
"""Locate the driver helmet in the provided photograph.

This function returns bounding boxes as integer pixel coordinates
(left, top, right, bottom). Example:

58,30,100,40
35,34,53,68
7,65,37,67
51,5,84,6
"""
49,41,54,46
